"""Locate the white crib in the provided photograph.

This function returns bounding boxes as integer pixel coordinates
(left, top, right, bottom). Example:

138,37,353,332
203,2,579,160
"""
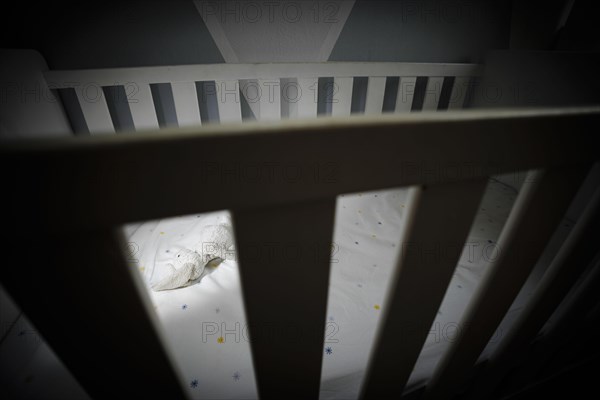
1,50,599,399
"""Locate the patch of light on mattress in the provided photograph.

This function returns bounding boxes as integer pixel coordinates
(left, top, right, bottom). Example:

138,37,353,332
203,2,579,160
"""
122,210,259,399
320,186,414,400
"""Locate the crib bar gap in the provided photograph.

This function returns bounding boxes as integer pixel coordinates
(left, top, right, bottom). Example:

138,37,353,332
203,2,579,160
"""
74,85,115,134
360,179,488,399
171,81,202,127
232,199,336,399
0,229,187,399
422,166,591,400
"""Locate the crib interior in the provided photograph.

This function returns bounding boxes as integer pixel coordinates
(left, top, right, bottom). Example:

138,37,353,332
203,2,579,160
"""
1,51,600,400
45,62,481,135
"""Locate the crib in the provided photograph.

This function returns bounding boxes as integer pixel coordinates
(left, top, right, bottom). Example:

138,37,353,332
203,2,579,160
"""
1,49,600,399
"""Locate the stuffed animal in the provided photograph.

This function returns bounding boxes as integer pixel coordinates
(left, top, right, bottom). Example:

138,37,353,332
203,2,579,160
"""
151,223,234,291
151,248,206,291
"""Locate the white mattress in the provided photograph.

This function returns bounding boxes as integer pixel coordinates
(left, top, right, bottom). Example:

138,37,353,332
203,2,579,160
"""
123,179,520,399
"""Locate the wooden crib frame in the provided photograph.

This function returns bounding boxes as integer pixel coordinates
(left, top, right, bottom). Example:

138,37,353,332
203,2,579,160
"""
1,58,600,399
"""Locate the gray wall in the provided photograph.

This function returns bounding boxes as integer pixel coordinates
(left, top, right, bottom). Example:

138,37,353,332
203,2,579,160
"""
3,1,224,69
330,0,511,63
2,1,511,69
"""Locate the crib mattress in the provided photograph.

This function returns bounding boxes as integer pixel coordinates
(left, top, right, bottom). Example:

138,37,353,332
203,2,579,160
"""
123,179,519,399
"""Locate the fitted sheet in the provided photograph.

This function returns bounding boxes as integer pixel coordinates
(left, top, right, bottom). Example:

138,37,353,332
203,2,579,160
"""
124,179,520,399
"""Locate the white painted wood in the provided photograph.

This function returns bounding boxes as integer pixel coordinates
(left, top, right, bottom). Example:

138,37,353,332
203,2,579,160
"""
365,77,386,115
395,76,417,113
296,77,319,119
422,76,444,111
232,199,336,399
257,78,281,121
423,167,590,400
45,63,482,88
448,76,471,110
128,83,159,131
331,77,353,116
215,79,242,123
2,107,598,235
360,180,488,399
171,81,201,127
74,85,114,134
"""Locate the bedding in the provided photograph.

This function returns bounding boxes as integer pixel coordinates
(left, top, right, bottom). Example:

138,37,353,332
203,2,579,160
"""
123,178,520,399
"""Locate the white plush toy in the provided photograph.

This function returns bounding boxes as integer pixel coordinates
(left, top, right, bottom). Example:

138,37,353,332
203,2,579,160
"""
151,223,234,291
151,249,206,291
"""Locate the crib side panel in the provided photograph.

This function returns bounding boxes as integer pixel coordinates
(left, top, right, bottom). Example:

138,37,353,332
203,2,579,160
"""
467,183,600,399
360,179,488,398
423,166,591,400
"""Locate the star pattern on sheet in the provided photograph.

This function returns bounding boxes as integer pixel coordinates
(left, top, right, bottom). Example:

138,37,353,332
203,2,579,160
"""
374,304,381,310
218,336,224,344
325,346,333,355
233,371,241,381
190,379,199,388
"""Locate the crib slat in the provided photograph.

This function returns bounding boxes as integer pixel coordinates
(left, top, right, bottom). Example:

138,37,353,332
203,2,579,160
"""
215,79,242,123
0,229,187,399
365,77,387,115
331,77,354,116
422,77,444,111
75,86,115,134
257,79,281,121
360,179,488,399
296,77,318,119
448,77,471,110
128,83,159,131
466,183,600,400
395,76,417,112
422,167,590,400
232,199,336,400
171,81,201,127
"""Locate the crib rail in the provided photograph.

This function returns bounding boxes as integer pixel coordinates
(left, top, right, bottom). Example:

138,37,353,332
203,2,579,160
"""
1,107,599,399
44,62,481,134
